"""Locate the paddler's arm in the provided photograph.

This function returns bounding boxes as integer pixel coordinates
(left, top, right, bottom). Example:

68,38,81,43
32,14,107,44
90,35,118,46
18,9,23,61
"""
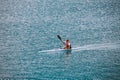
63,41,66,45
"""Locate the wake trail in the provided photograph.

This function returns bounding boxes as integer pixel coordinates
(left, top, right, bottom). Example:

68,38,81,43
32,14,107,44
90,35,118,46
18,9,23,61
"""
73,43,120,52
39,48,64,53
39,42,120,53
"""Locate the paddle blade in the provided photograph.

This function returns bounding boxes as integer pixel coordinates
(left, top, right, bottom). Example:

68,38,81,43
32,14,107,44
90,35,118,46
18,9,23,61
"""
57,35,62,41
57,35,65,45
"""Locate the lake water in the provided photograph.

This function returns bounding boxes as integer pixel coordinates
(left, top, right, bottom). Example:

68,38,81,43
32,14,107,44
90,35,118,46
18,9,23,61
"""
0,0,120,80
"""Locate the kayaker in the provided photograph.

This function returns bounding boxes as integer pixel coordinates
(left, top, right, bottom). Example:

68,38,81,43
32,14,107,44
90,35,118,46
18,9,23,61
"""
64,39,71,49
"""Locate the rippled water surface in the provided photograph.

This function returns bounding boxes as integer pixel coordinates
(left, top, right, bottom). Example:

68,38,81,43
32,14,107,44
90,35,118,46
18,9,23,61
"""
0,0,120,80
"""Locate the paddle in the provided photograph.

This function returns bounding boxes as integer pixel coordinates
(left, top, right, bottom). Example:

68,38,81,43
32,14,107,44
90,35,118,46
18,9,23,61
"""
57,35,65,45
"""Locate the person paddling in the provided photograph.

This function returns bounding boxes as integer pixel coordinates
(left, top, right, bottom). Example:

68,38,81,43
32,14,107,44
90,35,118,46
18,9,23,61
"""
64,39,71,49
57,35,71,49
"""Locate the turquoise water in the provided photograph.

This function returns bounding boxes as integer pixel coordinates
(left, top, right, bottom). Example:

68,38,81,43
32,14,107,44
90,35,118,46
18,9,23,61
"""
0,0,120,80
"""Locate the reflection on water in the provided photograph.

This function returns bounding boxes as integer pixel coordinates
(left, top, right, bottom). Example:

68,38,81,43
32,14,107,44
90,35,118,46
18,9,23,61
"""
64,50,71,65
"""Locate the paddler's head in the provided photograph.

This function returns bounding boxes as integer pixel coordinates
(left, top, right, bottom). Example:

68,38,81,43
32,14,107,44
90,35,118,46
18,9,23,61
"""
66,39,69,42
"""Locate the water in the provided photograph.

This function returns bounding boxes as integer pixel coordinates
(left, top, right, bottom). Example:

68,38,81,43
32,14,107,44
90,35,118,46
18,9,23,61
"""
0,0,120,80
